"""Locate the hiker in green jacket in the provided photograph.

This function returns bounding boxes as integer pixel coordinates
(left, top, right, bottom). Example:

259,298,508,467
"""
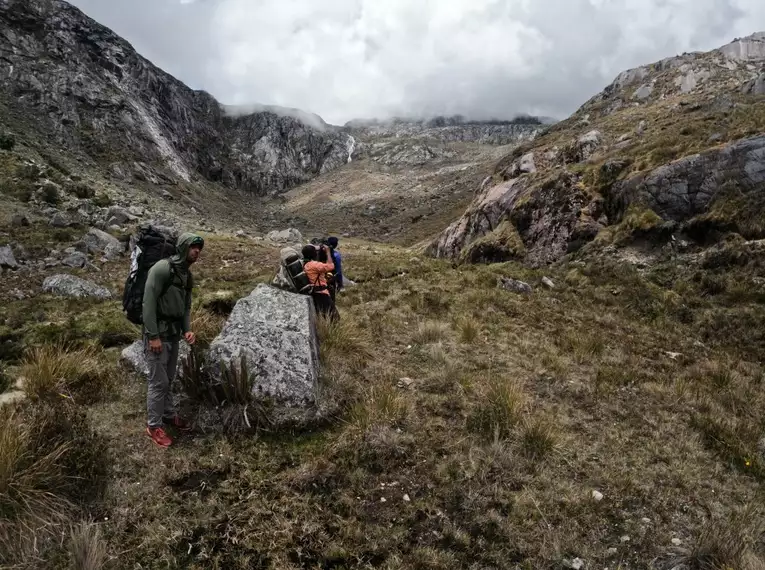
143,232,204,448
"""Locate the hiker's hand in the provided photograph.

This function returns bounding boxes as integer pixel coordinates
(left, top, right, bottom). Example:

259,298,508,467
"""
149,338,163,353
184,332,196,345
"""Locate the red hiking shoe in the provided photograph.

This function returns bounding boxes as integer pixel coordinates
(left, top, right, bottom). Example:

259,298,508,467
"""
146,426,173,448
164,416,192,432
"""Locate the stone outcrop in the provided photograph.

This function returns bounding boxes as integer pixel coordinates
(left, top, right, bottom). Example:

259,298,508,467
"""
608,135,765,223
205,284,320,418
42,274,112,299
346,117,546,146
0,0,352,196
430,32,765,266
577,32,765,121
430,170,606,266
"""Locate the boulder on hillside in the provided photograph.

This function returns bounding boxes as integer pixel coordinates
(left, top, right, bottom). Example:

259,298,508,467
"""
11,214,29,227
82,227,124,259
741,72,765,95
62,251,87,268
42,274,111,299
107,206,135,225
121,340,190,380
497,276,532,295
0,245,19,270
49,212,73,227
267,228,303,244
575,130,603,161
610,134,765,223
204,284,320,421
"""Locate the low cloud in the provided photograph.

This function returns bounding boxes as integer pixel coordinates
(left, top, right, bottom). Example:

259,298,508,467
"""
71,0,765,125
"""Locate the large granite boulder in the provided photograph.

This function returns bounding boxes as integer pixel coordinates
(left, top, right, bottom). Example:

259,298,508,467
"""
42,274,112,299
205,284,320,418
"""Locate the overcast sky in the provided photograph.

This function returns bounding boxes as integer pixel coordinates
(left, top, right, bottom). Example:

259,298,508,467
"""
68,0,765,126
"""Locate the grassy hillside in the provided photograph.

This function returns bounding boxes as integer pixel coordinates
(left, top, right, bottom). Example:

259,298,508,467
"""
1,220,764,568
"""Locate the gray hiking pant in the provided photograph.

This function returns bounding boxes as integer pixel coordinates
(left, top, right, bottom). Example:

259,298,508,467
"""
145,337,179,428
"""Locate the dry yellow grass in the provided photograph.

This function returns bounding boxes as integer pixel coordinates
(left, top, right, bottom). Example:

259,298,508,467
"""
0,409,73,565
20,344,112,404
1,232,764,567
68,522,109,570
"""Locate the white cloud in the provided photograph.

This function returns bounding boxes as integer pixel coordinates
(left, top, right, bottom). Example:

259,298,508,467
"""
70,0,765,125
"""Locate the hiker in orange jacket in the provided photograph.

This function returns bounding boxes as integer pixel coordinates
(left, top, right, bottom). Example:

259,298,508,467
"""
301,243,339,321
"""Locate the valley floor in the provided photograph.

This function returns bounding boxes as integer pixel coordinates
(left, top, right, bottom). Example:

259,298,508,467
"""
1,231,764,569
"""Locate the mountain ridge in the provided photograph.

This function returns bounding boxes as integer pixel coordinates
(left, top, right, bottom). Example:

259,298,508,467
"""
0,0,352,196
428,30,765,267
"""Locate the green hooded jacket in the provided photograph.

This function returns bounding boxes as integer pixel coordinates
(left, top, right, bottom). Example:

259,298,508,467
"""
142,232,203,341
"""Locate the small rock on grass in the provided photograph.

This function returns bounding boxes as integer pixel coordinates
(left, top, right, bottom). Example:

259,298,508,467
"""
62,251,88,268
592,490,604,502
497,276,532,295
0,245,19,270
542,276,555,289
564,558,584,570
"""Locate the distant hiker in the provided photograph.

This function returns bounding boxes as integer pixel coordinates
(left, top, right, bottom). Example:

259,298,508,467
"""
302,243,339,322
326,236,343,301
143,232,204,448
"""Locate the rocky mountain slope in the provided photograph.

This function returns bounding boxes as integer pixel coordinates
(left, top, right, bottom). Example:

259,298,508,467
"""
269,118,546,244
0,0,352,196
429,33,765,266
346,115,546,146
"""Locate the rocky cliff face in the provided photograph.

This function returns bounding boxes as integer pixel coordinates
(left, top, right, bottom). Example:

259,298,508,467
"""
0,0,352,196
430,32,765,266
347,117,546,146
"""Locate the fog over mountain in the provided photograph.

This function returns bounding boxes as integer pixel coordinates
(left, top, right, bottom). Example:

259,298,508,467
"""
67,0,765,124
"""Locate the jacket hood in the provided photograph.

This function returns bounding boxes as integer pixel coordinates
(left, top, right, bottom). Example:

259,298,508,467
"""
171,232,204,267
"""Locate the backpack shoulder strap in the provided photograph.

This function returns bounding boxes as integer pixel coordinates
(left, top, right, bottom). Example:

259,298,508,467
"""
158,260,175,299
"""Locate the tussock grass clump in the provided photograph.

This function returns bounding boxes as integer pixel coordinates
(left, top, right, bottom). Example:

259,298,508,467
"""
558,331,606,364
413,320,450,345
21,344,112,404
190,305,226,347
0,410,73,549
332,379,413,470
520,416,558,462
68,522,108,570
594,364,632,393
455,317,479,344
317,314,373,373
663,505,765,570
0,401,109,566
345,382,410,433
692,411,765,480
467,374,528,440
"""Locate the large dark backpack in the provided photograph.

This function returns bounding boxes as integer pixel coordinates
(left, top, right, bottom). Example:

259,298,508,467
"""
279,246,314,295
122,226,177,324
